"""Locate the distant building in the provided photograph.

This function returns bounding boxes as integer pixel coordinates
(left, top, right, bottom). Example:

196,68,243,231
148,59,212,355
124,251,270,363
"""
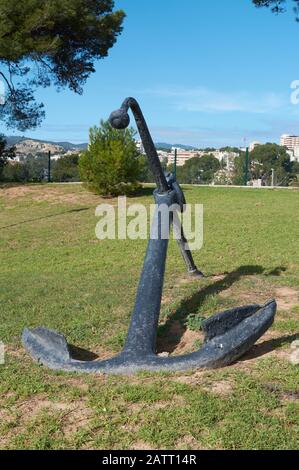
157,150,169,165
286,149,299,163
135,140,145,155
225,152,238,171
252,179,263,188
293,147,299,162
280,134,299,150
280,135,299,162
249,141,261,152
156,148,239,168
167,149,199,166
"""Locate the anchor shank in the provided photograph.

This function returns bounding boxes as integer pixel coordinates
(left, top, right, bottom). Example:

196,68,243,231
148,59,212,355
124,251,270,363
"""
122,191,175,357
123,236,168,357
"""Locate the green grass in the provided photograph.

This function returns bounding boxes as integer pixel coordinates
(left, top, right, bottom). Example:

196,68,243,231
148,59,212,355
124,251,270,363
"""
0,183,298,450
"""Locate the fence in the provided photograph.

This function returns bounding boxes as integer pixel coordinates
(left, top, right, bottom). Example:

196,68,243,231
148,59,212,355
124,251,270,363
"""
1,152,80,183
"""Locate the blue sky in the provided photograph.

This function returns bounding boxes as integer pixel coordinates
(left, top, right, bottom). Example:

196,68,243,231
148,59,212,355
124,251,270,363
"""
2,0,299,147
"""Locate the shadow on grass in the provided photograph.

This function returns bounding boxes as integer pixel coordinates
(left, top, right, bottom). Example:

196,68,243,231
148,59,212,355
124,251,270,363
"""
0,207,90,230
240,333,299,362
131,186,155,198
69,344,98,361
62,328,297,366
129,185,193,198
47,265,288,364
157,265,287,354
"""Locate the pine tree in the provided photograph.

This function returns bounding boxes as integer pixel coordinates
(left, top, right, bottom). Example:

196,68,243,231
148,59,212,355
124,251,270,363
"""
79,121,142,196
0,0,125,130
0,135,15,179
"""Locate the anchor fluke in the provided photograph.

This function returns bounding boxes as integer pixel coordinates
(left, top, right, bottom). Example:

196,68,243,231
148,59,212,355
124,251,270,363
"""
22,327,71,366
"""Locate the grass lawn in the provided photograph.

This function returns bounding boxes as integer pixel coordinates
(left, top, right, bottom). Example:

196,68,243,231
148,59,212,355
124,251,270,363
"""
0,183,298,450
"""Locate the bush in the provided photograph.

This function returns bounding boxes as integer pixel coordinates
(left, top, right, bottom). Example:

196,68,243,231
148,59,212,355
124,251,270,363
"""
3,153,50,183
174,154,220,184
21,153,48,182
79,120,142,196
0,135,16,180
2,162,29,182
52,154,80,182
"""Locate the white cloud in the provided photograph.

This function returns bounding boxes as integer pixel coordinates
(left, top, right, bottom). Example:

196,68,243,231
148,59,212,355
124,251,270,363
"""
141,86,287,114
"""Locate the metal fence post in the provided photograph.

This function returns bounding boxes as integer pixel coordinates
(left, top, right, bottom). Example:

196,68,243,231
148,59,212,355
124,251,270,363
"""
48,151,51,183
244,147,249,186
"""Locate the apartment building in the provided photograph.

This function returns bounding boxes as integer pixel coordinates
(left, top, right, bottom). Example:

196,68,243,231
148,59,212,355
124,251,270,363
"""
167,148,199,166
157,148,239,168
280,134,299,150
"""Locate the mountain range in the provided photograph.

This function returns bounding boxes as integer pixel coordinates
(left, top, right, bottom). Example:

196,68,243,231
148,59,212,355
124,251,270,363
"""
5,136,88,152
4,135,196,156
155,142,196,150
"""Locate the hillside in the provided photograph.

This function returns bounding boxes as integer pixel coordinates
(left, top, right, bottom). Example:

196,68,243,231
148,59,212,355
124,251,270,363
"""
14,139,65,156
5,136,88,156
155,142,197,150
4,135,198,157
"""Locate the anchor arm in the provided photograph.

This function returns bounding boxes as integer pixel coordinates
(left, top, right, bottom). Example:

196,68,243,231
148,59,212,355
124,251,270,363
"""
22,300,277,374
173,212,204,277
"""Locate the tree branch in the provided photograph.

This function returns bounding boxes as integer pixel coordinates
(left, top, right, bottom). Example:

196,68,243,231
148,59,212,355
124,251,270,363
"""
0,70,15,101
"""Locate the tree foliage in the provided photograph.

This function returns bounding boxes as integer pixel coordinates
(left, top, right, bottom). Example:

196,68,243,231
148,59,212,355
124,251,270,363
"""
0,0,125,130
232,151,247,185
2,152,80,182
175,154,220,184
251,143,294,185
52,154,80,182
0,134,15,179
233,143,297,185
2,161,29,182
252,0,299,19
79,120,142,196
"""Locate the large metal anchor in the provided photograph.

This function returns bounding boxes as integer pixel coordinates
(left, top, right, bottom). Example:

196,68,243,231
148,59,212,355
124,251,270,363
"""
22,97,277,374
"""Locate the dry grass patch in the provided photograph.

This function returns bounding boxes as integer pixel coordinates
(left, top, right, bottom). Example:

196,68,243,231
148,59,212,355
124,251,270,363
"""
175,434,205,450
275,287,299,311
1,184,100,206
131,440,155,450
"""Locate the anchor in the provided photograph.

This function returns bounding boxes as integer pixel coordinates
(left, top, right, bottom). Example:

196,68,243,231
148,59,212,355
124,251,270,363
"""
22,97,277,374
